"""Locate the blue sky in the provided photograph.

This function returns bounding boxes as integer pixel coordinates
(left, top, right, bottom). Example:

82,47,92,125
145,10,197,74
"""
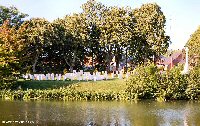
0,0,200,50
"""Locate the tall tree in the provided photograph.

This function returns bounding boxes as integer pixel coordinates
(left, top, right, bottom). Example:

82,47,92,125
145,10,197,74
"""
186,26,200,65
99,6,134,71
132,3,170,61
17,18,53,73
0,20,23,88
82,0,104,70
48,19,73,73
54,13,88,72
0,5,28,26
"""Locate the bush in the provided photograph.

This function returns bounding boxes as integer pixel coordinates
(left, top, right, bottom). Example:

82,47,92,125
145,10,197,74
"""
126,63,160,100
186,66,200,100
126,63,188,101
156,65,188,101
0,87,128,101
0,68,19,90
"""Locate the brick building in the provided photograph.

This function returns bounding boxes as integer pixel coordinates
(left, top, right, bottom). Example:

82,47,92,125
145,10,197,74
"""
156,50,185,70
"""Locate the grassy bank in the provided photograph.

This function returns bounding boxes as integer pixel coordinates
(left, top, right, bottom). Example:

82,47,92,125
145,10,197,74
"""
16,79,126,91
16,79,80,90
0,79,128,101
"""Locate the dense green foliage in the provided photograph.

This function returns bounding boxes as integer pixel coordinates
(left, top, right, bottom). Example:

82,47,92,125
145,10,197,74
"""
0,88,127,101
0,6,27,89
0,5,28,26
186,65,200,100
17,18,53,73
156,65,188,101
0,79,127,101
126,63,200,101
132,3,170,62
125,63,159,100
0,21,23,89
186,26,200,66
187,26,200,61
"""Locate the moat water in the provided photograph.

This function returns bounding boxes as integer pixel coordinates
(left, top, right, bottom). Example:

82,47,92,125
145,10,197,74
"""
0,100,200,126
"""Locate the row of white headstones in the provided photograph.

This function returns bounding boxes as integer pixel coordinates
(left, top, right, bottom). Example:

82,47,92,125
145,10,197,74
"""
22,70,131,81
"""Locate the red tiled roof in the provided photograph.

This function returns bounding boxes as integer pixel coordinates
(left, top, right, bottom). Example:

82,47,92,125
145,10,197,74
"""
179,58,186,64
160,51,184,65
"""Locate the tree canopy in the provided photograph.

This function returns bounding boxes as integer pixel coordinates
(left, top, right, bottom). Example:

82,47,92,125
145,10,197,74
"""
0,20,23,88
133,3,170,60
187,26,200,57
0,1,170,88
0,5,28,26
186,26,200,66
17,18,53,73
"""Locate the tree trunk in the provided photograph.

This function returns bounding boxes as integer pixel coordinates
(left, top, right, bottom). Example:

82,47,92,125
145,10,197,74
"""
63,50,77,73
32,52,40,73
125,48,128,73
106,61,110,72
92,49,94,69
69,66,73,73
106,47,111,72
32,62,36,73
115,46,120,72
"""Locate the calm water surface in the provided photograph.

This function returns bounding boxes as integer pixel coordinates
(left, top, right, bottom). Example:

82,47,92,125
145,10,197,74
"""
0,100,200,126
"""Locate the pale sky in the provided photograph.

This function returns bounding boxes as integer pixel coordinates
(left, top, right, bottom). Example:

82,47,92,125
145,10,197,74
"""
0,0,200,50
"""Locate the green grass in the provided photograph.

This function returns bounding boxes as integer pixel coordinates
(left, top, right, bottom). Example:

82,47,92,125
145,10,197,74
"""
72,79,126,92
16,80,75,90
16,79,127,92
0,79,128,101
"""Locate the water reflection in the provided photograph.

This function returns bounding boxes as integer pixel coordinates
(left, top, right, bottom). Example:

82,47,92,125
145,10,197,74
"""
0,100,200,126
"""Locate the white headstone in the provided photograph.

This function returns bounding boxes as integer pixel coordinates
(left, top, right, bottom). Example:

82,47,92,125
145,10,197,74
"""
37,75,40,80
111,73,114,79
46,74,48,80
24,74,28,80
126,73,129,79
118,74,122,79
51,73,54,80
105,71,107,74
116,71,118,75
80,70,83,75
105,74,108,80
63,75,66,81
93,76,97,81
73,70,76,74
78,74,82,81
58,74,61,80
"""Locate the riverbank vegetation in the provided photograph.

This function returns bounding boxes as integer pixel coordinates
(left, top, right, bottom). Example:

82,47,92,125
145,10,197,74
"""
126,63,200,101
0,63,199,101
0,79,128,101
